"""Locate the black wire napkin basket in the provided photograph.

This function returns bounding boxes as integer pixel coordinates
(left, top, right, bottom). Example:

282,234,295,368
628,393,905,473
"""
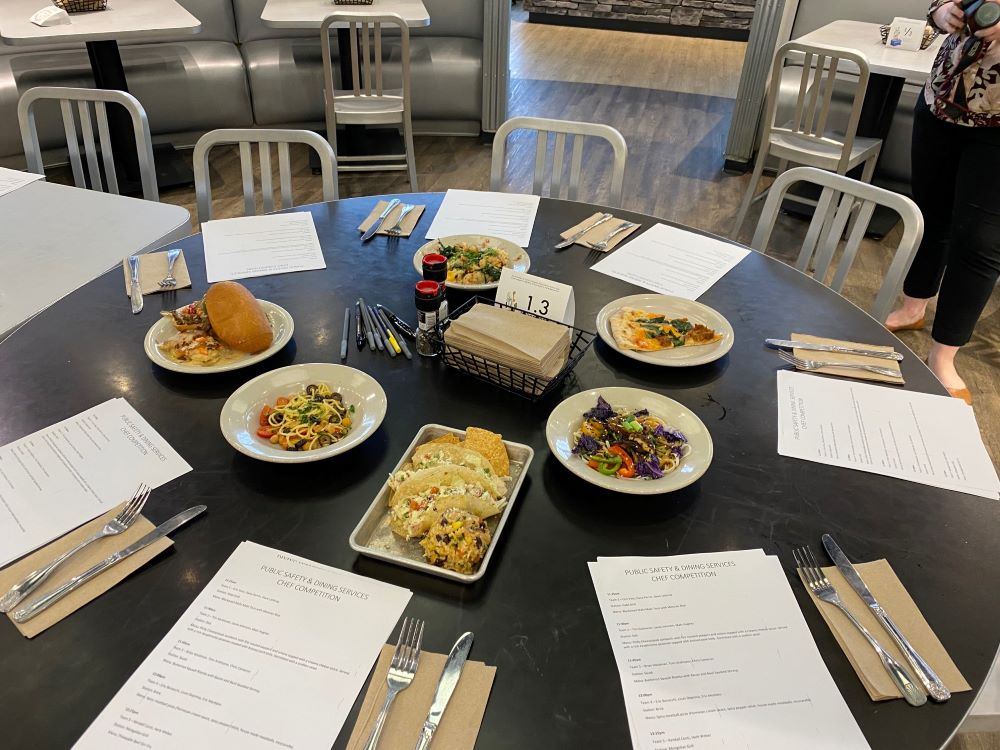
435,296,596,402
54,0,108,12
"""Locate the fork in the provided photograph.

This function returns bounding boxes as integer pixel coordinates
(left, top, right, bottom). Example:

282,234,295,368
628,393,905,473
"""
588,221,638,252
385,204,416,236
793,546,926,706
0,484,151,613
363,616,424,750
778,350,903,379
158,249,181,288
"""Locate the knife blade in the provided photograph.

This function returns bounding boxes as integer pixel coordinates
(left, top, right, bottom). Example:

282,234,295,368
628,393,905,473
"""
766,339,903,361
414,632,474,750
361,198,401,242
554,213,613,249
128,254,143,314
822,534,950,702
12,505,207,623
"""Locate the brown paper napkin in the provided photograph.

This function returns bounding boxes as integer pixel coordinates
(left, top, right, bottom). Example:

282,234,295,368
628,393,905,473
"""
358,200,426,238
800,559,970,701
121,250,192,296
560,212,640,251
791,333,904,385
346,643,496,750
1,503,172,638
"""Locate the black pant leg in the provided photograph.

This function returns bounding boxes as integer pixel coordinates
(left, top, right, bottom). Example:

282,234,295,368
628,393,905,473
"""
903,97,965,298
931,126,1000,345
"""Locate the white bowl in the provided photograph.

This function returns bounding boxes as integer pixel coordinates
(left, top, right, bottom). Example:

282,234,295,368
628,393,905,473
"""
144,300,294,374
546,386,713,495
219,363,387,463
596,294,734,367
413,235,530,291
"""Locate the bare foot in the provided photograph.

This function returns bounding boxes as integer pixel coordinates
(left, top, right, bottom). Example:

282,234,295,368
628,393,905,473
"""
927,343,967,391
885,295,929,329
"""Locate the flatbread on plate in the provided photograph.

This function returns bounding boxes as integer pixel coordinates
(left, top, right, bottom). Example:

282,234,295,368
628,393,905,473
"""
610,307,722,353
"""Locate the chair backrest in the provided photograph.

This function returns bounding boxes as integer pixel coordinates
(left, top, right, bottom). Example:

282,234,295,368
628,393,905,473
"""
490,116,628,207
750,166,924,322
193,128,338,223
320,13,410,125
17,86,158,201
763,42,871,173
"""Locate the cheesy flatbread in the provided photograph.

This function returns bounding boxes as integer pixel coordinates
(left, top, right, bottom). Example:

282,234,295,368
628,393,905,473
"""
610,307,722,352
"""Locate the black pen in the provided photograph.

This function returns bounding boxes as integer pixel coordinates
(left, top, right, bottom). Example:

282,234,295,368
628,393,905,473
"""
355,300,364,350
357,298,375,350
376,304,416,340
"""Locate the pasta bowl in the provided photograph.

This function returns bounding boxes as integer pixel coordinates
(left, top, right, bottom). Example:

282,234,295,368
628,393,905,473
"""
220,363,387,463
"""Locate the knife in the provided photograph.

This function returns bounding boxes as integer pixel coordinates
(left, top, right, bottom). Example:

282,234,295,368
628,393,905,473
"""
414,632,474,750
822,534,950,702
12,505,207,623
554,213,613,249
361,198,401,242
766,339,903,361
128,254,143,314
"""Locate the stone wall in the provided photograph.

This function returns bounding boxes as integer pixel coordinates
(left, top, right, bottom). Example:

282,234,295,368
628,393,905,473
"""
523,0,757,35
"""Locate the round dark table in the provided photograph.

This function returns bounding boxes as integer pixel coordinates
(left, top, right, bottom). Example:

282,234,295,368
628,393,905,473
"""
1,194,997,750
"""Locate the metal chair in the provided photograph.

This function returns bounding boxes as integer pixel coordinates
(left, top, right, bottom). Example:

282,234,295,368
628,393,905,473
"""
321,12,417,190
17,86,158,201
733,42,882,235
490,116,628,207
750,167,923,322
193,128,338,223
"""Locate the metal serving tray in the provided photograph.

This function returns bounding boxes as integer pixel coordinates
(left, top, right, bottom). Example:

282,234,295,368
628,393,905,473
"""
348,423,534,583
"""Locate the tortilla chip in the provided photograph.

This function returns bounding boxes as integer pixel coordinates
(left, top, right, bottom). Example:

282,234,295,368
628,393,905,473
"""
430,433,461,445
463,426,509,476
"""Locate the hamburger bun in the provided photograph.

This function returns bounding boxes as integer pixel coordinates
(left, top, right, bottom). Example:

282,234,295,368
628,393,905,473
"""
204,281,273,353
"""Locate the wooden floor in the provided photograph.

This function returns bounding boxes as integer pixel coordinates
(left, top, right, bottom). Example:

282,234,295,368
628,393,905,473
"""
115,3,1000,468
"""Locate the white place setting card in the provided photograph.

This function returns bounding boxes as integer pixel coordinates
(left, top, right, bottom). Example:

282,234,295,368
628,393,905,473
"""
74,541,411,750
0,398,192,568
590,223,749,300
887,17,925,51
496,267,576,325
202,212,326,283
777,370,1000,500
590,550,872,750
425,189,540,247
0,167,43,199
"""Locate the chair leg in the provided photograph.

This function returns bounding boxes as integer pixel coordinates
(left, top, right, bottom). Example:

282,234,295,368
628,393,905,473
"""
844,154,879,238
733,148,768,237
403,116,418,192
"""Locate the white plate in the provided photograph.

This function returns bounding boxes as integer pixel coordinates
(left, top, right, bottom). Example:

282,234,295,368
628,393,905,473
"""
144,300,294,374
596,294,734,367
546,386,713,495
220,363,387,464
413,235,531,291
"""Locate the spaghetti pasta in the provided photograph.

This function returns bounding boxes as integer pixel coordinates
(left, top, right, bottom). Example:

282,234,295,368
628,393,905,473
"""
257,383,354,451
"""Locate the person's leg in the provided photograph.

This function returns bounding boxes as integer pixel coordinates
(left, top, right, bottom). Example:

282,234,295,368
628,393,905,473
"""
925,125,1000,392
886,98,964,328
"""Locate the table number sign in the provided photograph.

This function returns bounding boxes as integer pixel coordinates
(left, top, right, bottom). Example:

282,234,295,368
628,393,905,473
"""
888,17,925,50
496,268,575,325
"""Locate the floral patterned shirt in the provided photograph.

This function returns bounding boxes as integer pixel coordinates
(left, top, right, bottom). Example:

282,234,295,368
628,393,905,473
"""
925,0,1000,126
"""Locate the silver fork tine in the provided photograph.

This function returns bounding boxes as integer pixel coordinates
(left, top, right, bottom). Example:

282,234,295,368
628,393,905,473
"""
118,484,150,526
778,351,801,368
409,619,424,671
392,617,412,669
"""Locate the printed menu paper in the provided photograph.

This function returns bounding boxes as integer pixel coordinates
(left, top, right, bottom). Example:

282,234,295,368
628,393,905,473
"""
0,398,191,568
425,189,540,247
0,167,42,198
777,371,1000,500
203,212,326,282
74,541,412,750
590,551,871,750
590,223,749,299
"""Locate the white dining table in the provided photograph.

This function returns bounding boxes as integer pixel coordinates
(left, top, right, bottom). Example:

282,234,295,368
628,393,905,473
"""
794,19,943,83
0,180,191,338
260,0,430,28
